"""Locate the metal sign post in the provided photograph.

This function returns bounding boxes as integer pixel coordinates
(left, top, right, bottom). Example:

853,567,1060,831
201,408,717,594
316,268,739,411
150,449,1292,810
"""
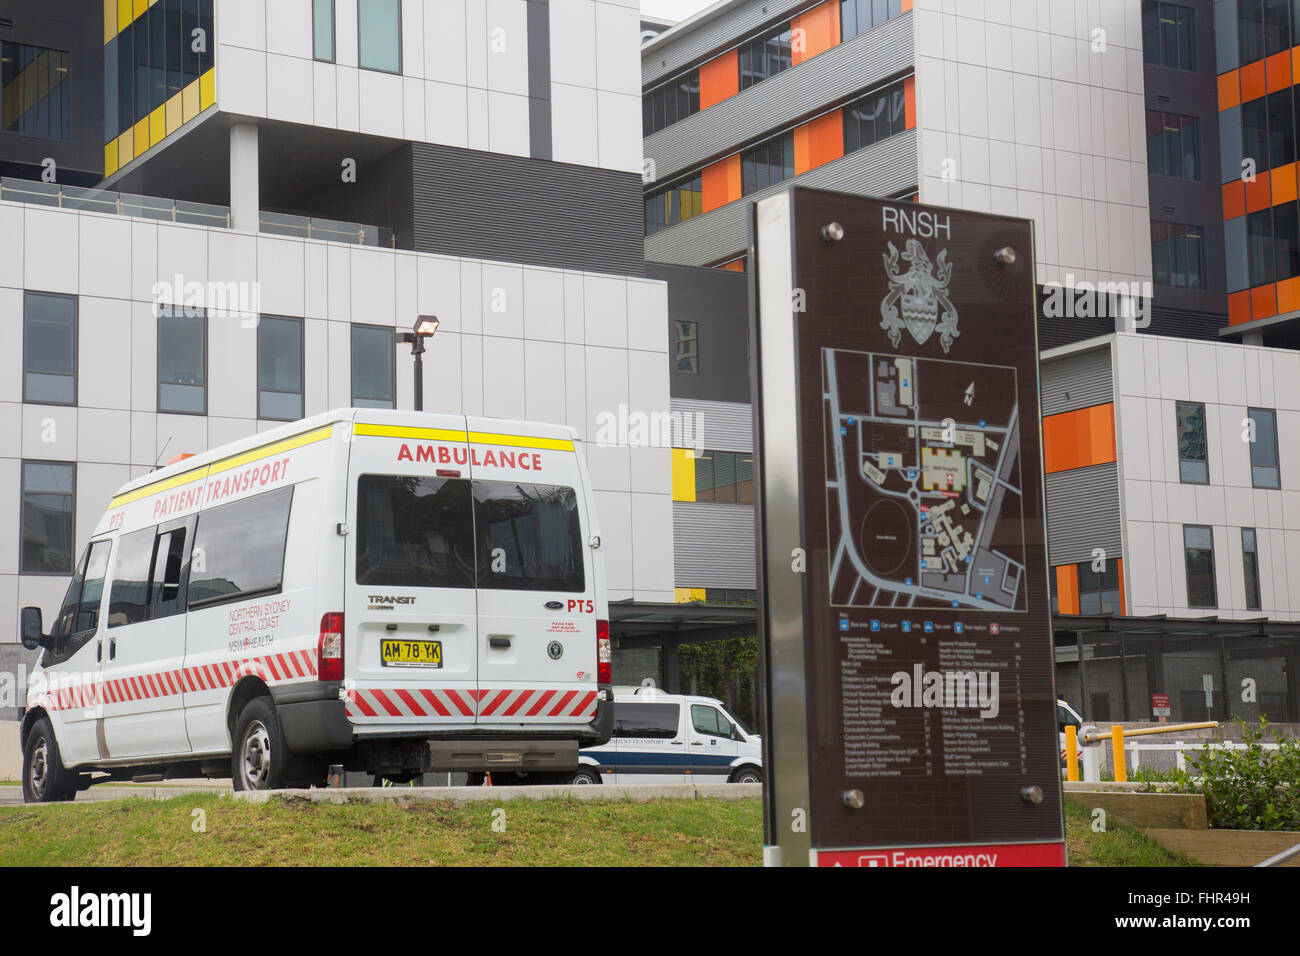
751,187,1065,867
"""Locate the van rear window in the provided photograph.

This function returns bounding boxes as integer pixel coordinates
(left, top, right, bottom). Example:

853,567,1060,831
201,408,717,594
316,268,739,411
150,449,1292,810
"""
474,481,584,593
613,703,680,739
188,487,293,609
356,476,476,589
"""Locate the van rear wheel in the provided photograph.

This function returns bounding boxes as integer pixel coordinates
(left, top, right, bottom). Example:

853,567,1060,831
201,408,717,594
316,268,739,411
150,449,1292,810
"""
232,697,288,792
731,766,762,784
568,767,601,785
23,718,77,803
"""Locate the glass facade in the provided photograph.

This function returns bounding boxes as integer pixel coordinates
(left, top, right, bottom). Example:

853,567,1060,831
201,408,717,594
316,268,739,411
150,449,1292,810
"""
738,22,792,91
314,0,336,63
1247,407,1281,488
694,450,754,503
740,130,795,195
1146,111,1200,179
843,79,908,155
1242,528,1263,610
674,320,699,374
644,173,703,235
1176,401,1209,483
1183,525,1218,608
841,0,905,43
1,41,70,140
1151,222,1206,289
643,69,700,137
1142,1,1197,70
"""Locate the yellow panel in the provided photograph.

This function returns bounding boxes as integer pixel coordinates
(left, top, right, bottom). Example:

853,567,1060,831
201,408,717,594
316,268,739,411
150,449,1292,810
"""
117,0,131,32
200,69,216,111
181,79,199,123
671,448,697,502
132,117,148,157
165,92,182,135
133,0,147,20
104,139,118,177
118,126,133,164
674,588,707,604
149,104,165,146
104,0,117,43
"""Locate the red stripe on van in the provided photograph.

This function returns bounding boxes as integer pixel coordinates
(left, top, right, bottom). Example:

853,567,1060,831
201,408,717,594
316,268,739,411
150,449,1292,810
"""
370,689,404,717
418,689,451,716
573,691,598,716
265,655,282,680
287,654,305,679
351,692,377,717
480,690,511,716
548,690,577,716
298,650,316,676
503,691,533,717
525,690,556,716
394,688,425,716
446,690,475,717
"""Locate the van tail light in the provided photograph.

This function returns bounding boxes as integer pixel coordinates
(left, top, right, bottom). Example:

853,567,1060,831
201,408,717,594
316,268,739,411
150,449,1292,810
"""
319,613,344,681
596,619,611,684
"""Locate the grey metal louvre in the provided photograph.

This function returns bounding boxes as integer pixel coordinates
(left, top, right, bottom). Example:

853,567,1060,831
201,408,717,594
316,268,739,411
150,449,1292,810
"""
674,501,758,588
671,398,754,451
1044,463,1122,567
644,129,917,267
1041,345,1114,416
645,15,914,181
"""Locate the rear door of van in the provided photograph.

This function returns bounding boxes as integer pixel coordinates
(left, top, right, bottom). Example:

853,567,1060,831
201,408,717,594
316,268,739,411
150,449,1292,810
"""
466,419,600,729
345,415,479,727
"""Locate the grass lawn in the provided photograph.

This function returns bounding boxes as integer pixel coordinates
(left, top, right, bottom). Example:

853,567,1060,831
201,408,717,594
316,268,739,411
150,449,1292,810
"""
0,793,1199,866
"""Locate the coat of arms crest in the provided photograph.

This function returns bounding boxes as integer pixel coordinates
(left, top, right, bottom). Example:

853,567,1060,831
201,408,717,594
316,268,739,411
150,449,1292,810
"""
880,239,959,353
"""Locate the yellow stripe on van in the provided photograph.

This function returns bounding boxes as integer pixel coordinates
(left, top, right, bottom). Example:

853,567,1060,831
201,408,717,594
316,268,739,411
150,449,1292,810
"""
468,431,574,452
108,425,335,509
353,423,469,442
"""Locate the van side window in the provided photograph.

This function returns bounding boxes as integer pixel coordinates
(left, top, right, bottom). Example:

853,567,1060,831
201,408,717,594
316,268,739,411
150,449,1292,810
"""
613,703,680,738
188,487,293,609
691,704,731,738
355,475,476,588
151,526,189,619
46,539,112,664
108,527,156,627
473,481,584,593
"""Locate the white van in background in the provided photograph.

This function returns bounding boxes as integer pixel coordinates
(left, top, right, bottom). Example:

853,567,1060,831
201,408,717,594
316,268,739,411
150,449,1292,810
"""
18,409,613,802
568,687,762,785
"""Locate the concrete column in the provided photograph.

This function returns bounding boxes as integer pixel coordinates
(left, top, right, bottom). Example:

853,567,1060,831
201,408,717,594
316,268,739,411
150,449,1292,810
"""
229,122,259,231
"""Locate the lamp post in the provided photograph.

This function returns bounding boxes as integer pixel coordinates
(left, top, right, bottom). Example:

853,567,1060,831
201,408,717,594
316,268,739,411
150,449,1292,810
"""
397,315,440,411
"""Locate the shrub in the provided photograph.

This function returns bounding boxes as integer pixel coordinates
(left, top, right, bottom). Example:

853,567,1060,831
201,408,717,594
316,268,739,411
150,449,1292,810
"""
1169,719,1300,831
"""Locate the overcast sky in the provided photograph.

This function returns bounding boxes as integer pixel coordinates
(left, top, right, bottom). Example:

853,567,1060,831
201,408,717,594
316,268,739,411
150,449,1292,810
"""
641,0,715,22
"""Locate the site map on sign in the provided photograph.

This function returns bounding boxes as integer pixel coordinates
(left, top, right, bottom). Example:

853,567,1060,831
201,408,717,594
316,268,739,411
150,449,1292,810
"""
823,347,1029,612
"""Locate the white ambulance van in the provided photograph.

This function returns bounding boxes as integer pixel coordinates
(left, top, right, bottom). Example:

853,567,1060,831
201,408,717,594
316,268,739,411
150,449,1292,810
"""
18,409,613,802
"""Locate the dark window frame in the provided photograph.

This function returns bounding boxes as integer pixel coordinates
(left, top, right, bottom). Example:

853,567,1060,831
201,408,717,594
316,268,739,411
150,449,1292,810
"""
1151,221,1207,290
612,702,681,739
1247,407,1281,488
1146,109,1201,180
257,315,305,422
187,486,294,611
157,307,208,416
351,323,397,409
1242,527,1263,611
674,319,699,374
23,291,78,407
313,0,336,63
1142,1,1197,71
1183,524,1219,609
357,0,402,75
19,459,76,576
1176,400,1210,484
43,537,112,667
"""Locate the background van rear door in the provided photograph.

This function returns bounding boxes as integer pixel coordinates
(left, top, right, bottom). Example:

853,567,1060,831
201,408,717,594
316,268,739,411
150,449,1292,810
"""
466,419,599,727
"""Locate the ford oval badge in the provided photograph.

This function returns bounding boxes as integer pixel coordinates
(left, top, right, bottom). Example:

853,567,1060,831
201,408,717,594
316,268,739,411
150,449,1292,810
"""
545,601,564,610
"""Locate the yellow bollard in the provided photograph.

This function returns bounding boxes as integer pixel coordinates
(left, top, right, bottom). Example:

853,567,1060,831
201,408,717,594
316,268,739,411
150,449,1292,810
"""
1065,725,1079,782
1111,725,1126,782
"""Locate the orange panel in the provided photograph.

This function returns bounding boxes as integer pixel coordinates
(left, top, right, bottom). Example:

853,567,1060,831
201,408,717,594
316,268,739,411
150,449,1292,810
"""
1241,60,1266,102
1245,169,1272,213
1267,50,1292,92
1228,289,1253,325
1115,558,1126,616
1252,284,1278,320
901,0,913,10
1042,404,1116,474
701,154,741,212
1294,46,1300,84
1276,276,1300,315
699,50,739,110
1056,565,1080,616
1217,70,1240,110
1222,180,1246,220
904,75,916,130
1273,162,1298,205
718,259,745,272
794,110,844,174
792,1,840,66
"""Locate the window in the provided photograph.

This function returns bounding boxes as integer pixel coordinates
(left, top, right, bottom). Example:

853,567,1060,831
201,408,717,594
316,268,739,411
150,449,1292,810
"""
739,22,793,91
741,130,794,195
46,539,111,665
1146,111,1200,179
1245,201,1300,287
23,292,76,405
1075,561,1122,614
1242,528,1263,611
20,461,75,574
351,324,395,409
474,481,585,592
313,0,335,62
613,703,680,738
188,487,293,608
841,0,904,43
108,522,190,627
675,320,699,374
692,704,732,738
358,0,401,73
644,174,703,235
1183,525,1218,608
704,588,758,605
643,68,700,137
258,317,304,421
843,80,907,155
1238,0,1294,64
158,308,206,414
1176,401,1209,483
105,0,213,142
1,41,71,140
1142,2,1196,70
1267,87,1296,169
355,475,476,589
1247,408,1281,488
694,450,754,504
1151,222,1206,290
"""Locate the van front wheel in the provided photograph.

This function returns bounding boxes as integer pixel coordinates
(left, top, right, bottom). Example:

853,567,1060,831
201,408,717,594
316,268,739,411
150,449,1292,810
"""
23,718,77,803
232,697,287,792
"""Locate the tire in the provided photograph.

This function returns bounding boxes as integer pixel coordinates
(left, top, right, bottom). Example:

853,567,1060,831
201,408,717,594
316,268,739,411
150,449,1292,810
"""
731,766,763,785
568,767,601,785
231,697,288,792
23,718,78,803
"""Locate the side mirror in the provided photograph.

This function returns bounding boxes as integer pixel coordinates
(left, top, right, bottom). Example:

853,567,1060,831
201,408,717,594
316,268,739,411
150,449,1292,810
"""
20,606,45,651
731,723,740,741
